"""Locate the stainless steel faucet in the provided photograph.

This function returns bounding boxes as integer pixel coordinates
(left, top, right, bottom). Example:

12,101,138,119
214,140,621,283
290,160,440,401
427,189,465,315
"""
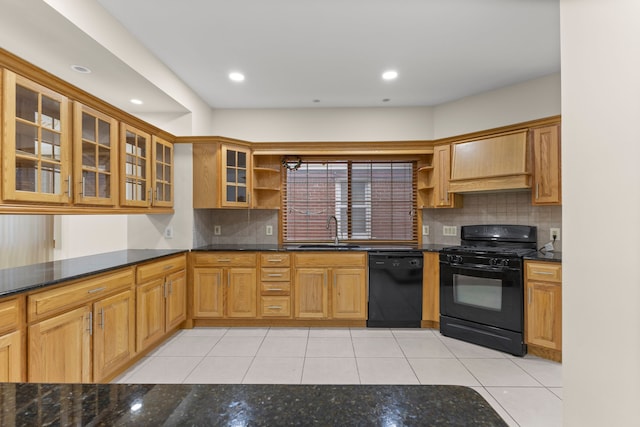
326,215,339,245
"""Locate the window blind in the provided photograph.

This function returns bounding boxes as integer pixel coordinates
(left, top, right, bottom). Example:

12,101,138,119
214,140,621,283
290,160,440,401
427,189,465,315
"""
283,160,417,243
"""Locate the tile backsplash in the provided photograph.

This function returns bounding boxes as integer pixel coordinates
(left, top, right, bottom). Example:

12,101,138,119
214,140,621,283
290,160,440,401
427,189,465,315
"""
422,191,562,251
193,192,562,251
193,209,279,247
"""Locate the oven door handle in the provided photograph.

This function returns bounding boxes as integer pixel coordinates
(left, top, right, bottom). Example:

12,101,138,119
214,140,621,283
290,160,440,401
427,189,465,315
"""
447,263,515,273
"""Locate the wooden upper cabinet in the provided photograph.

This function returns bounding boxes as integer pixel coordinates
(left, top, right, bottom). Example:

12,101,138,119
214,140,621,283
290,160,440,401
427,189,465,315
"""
120,123,151,207
2,70,71,204
73,102,118,206
433,144,462,208
531,124,561,205
221,144,251,207
152,136,174,207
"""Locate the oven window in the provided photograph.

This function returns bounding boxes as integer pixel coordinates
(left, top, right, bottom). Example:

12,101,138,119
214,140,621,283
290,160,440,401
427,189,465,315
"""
453,274,502,311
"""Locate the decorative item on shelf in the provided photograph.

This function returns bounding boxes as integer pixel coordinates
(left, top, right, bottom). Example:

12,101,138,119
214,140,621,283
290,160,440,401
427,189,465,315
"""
281,156,302,171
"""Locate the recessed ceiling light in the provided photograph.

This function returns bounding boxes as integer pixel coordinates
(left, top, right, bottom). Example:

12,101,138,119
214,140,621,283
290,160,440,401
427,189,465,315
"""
313,99,320,103
382,70,398,80
71,64,91,74
382,98,391,102
229,72,245,82
130,99,143,105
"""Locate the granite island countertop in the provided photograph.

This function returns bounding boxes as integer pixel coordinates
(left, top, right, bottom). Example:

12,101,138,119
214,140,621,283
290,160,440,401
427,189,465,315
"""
2,383,508,426
0,249,188,297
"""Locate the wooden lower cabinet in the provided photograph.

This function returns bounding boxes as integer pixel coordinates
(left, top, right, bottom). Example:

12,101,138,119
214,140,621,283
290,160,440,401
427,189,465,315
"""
0,330,22,382
293,253,367,321
93,290,135,381
422,252,440,328
192,266,257,318
28,305,92,383
227,268,258,318
136,256,187,353
525,261,562,362
192,268,224,317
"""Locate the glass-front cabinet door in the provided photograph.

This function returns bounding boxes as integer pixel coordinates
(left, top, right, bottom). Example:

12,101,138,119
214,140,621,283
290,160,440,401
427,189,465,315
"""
2,70,71,203
120,123,151,207
152,136,173,207
221,144,250,207
73,103,118,206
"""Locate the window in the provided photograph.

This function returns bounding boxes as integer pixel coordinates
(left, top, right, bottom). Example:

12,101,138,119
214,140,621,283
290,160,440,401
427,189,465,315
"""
283,160,417,243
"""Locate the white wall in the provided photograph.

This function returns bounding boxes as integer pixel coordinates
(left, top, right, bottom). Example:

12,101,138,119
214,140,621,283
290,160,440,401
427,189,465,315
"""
561,1,640,425
53,215,127,260
433,73,561,138
210,107,434,142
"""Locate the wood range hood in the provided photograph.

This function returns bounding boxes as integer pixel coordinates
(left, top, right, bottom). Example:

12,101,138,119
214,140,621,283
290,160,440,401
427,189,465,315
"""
448,129,531,193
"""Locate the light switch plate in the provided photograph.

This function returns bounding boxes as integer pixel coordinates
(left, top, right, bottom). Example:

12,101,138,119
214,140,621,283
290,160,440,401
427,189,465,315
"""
422,225,429,236
266,225,273,236
214,225,221,235
443,225,457,236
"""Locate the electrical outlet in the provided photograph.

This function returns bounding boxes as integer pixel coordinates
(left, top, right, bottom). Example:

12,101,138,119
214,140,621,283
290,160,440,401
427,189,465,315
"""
422,225,429,236
443,225,457,236
214,225,221,235
164,226,173,239
266,225,273,236
550,228,560,241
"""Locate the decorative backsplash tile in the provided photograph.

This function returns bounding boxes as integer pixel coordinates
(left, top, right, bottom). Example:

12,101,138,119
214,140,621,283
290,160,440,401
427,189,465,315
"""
194,209,279,247
421,191,562,251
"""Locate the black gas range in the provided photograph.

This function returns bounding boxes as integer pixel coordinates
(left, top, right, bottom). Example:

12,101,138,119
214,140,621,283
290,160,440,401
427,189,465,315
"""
439,224,537,356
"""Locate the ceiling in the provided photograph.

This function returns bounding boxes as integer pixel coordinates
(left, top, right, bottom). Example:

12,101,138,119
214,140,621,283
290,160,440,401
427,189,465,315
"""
0,0,560,113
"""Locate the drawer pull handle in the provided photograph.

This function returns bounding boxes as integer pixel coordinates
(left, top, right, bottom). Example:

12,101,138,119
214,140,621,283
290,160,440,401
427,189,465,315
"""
267,305,282,309
88,287,106,294
267,273,283,277
163,265,174,271
267,259,284,262
267,288,284,291
533,271,555,275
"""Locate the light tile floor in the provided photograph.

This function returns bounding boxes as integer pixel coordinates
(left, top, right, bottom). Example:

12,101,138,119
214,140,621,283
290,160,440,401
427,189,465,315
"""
114,328,562,426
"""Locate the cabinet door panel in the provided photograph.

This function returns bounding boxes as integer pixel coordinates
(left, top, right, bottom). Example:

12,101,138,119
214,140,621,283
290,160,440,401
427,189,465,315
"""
193,268,224,318
526,282,562,350
227,268,257,318
532,125,561,205
0,330,22,382
166,270,187,330
294,268,328,319
136,278,165,352
94,290,135,382
28,305,91,383
332,268,366,319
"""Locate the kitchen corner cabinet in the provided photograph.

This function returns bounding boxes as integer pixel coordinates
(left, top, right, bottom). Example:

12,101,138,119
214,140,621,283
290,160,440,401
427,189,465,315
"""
73,102,118,206
531,124,561,205
136,255,187,352
525,261,562,362
0,296,24,382
2,70,72,204
27,267,135,383
293,253,367,320
191,252,257,319
120,123,151,208
192,141,252,209
152,136,174,207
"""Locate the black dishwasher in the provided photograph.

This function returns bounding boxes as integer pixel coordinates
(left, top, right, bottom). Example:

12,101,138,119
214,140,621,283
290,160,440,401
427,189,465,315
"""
367,252,423,328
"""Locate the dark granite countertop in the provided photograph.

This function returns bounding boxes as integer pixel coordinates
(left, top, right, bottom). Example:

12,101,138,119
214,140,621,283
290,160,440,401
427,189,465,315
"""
0,249,188,297
193,243,451,253
1,383,507,426
525,251,562,262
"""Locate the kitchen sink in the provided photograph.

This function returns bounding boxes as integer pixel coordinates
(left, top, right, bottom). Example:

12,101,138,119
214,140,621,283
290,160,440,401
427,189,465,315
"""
293,243,361,250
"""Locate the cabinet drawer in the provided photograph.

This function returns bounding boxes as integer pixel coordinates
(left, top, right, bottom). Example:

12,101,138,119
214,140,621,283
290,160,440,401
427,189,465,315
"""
526,262,562,283
28,267,134,322
192,252,257,267
293,252,366,267
260,268,291,282
0,297,20,333
261,282,291,295
137,254,186,283
261,296,291,317
260,253,290,267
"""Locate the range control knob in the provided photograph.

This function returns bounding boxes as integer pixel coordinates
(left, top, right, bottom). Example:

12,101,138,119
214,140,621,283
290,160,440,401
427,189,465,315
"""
490,258,510,267
448,255,463,264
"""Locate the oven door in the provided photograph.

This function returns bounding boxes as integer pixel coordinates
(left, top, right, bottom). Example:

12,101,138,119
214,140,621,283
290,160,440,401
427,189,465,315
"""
440,261,523,332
